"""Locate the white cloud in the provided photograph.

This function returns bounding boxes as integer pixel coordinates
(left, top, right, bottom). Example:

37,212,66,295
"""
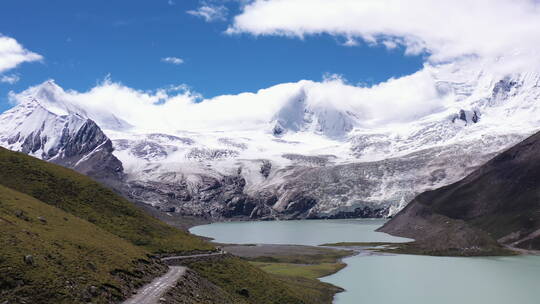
161,57,184,65
187,4,228,22
10,67,451,132
0,74,20,84
228,0,540,71
168,0,175,5
0,35,42,73
10,1,539,135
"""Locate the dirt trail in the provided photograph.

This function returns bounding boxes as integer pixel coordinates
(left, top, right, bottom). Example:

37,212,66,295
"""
122,252,225,304
123,266,186,304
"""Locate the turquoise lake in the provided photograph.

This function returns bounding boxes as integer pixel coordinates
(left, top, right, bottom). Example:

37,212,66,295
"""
190,219,540,304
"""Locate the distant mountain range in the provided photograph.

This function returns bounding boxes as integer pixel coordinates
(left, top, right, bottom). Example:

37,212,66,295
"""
1,60,540,220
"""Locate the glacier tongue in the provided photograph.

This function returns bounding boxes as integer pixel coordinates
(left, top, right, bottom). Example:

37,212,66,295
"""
1,60,540,219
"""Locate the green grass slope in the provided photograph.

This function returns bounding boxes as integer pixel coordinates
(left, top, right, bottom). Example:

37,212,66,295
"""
0,147,340,303
183,256,341,304
0,185,161,303
0,147,213,253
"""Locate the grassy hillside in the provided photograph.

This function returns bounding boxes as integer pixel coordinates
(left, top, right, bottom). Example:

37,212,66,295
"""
0,185,162,303
0,147,339,303
0,147,213,253
182,256,341,304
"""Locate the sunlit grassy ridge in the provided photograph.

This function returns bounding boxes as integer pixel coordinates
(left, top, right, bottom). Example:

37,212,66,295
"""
183,256,342,304
249,262,346,280
0,185,156,303
0,147,213,253
0,147,338,303
0,147,210,303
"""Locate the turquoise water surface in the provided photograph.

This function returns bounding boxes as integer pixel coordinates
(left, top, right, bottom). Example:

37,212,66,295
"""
191,219,540,304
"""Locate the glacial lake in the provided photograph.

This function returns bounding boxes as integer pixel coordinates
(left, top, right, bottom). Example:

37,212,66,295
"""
190,219,540,304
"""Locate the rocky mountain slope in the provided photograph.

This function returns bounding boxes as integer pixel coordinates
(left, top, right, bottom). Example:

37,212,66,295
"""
379,130,540,255
1,60,540,219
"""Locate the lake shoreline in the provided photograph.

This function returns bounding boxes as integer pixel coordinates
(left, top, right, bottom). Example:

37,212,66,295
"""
189,219,407,303
218,243,358,302
190,219,540,304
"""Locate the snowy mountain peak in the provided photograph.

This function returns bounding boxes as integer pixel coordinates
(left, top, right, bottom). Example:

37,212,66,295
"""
0,97,89,159
16,79,84,117
0,93,124,182
12,80,132,131
270,88,358,139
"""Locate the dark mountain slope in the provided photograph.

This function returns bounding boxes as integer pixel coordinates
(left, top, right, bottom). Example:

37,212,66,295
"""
379,131,540,255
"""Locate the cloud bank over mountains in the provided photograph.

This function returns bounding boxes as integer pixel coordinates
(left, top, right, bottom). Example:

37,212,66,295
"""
6,1,540,133
11,66,451,133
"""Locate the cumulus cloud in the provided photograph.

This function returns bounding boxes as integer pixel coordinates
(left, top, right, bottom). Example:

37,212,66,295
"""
161,56,184,65
0,35,42,73
187,3,228,22
0,74,20,84
228,0,540,70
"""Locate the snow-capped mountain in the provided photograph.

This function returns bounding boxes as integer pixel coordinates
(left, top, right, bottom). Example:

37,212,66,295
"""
0,83,124,183
1,60,539,219
270,88,359,138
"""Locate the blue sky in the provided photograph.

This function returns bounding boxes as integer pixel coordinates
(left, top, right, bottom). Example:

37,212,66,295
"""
0,0,425,112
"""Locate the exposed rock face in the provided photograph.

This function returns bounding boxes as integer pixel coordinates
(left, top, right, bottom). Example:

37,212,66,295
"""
51,119,124,183
125,172,277,219
380,131,540,253
452,109,480,125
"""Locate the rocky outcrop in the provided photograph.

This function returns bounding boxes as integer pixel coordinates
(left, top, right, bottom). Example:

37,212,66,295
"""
126,172,277,220
50,120,124,183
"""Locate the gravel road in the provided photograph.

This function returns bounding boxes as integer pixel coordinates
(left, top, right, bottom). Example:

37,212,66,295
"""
122,266,186,304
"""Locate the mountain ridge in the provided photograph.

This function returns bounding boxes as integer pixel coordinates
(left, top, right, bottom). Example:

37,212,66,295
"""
379,130,540,254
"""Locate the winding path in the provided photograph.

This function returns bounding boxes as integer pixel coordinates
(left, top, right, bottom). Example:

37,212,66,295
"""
122,252,225,304
161,252,225,264
122,266,186,304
